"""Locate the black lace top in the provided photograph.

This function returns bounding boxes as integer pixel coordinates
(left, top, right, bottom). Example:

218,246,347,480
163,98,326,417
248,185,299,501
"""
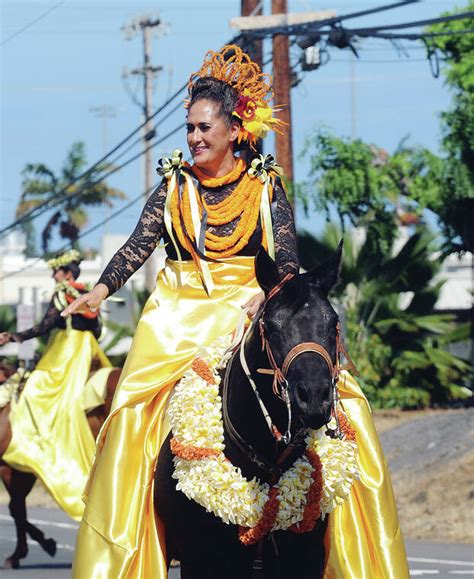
12,297,101,342
98,170,299,296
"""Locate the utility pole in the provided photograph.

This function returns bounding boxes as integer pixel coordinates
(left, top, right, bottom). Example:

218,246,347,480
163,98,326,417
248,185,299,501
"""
231,9,336,181
123,15,166,292
272,0,293,183
241,0,263,68
241,0,264,158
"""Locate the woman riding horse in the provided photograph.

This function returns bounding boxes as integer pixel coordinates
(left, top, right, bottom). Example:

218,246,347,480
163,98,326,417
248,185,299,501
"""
0,249,112,521
64,45,409,578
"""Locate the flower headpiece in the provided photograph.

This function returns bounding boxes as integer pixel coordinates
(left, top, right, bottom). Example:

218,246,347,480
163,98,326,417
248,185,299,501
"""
46,249,81,270
187,44,285,149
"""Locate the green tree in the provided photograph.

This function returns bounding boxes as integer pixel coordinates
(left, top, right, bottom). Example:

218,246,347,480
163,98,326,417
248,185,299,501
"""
298,223,471,408
300,128,472,255
299,130,400,256
16,142,125,253
427,1,474,169
415,2,474,253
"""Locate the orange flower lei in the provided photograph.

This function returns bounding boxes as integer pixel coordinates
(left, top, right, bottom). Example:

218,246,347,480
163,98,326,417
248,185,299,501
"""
170,159,274,261
239,488,280,546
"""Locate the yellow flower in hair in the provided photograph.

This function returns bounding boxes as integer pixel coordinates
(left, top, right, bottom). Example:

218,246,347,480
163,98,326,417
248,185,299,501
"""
46,249,81,270
234,92,286,148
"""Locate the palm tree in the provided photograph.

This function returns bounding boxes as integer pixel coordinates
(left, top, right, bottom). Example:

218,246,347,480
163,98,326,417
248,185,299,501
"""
16,142,126,253
298,223,471,407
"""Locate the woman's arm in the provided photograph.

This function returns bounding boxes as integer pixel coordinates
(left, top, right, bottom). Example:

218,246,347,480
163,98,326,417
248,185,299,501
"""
9,299,62,343
62,181,168,318
96,181,168,296
272,177,299,277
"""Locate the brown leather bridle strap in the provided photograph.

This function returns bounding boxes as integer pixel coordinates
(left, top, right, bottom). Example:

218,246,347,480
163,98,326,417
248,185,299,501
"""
265,272,295,303
282,342,336,380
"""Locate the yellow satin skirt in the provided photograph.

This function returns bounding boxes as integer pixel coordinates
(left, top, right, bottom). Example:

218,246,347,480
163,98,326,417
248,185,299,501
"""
3,328,111,521
72,257,408,578
324,372,409,578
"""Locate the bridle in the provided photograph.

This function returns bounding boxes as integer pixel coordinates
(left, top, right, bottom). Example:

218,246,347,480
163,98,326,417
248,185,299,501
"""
238,272,357,446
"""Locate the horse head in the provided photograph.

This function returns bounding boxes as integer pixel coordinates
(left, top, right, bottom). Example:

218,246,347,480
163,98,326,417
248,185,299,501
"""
253,242,343,434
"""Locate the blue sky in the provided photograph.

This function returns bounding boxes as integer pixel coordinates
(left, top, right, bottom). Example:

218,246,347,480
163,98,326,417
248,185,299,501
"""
0,0,461,252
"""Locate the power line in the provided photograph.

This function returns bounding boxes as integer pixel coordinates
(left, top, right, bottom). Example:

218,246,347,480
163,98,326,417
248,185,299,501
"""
353,11,474,35
1,0,66,47
237,8,474,40
106,93,184,176
3,119,186,246
369,29,474,40
0,81,188,238
0,34,259,239
0,120,188,282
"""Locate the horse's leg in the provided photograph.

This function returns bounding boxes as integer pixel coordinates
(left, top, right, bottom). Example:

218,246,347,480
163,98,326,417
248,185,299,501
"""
25,521,57,557
1,466,57,568
1,465,32,568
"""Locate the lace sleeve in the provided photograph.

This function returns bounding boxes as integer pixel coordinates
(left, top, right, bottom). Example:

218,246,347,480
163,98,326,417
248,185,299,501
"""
11,299,61,342
97,181,168,296
272,178,299,277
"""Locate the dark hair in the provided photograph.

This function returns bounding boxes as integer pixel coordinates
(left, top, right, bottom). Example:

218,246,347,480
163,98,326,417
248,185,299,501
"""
188,77,248,152
58,262,81,280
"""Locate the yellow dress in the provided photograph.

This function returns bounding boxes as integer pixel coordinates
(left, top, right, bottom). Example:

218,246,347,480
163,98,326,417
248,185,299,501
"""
72,256,409,578
3,327,111,521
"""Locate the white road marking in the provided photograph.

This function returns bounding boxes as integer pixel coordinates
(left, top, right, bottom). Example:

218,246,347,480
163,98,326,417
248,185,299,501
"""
409,557,474,567
410,571,439,576
449,572,474,575
0,513,78,530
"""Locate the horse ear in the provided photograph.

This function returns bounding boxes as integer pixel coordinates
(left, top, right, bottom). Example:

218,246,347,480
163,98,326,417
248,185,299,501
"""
255,247,280,294
305,239,343,295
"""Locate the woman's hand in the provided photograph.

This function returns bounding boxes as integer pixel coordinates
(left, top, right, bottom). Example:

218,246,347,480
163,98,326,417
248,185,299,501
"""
241,290,265,319
61,283,109,318
0,332,12,346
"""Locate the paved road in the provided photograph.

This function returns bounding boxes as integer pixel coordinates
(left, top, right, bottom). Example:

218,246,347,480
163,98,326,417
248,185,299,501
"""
0,505,472,578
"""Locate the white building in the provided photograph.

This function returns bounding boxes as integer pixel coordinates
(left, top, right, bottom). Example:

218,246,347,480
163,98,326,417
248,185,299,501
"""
0,231,166,357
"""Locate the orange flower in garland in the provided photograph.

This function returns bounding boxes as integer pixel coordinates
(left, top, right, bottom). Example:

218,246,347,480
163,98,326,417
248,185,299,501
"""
239,487,280,546
337,410,357,442
289,450,323,534
170,438,220,461
168,336,360,545
192,358,216,384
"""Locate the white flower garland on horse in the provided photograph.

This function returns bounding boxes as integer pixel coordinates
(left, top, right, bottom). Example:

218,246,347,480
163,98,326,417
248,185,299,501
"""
168,335,360,544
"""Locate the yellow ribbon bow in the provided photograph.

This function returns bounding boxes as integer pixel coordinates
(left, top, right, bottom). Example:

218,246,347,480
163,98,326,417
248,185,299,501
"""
247,154,284,183
156,149,184,179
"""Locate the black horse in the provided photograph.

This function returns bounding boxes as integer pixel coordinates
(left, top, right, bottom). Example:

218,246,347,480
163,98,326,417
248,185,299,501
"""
155,244,343,579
